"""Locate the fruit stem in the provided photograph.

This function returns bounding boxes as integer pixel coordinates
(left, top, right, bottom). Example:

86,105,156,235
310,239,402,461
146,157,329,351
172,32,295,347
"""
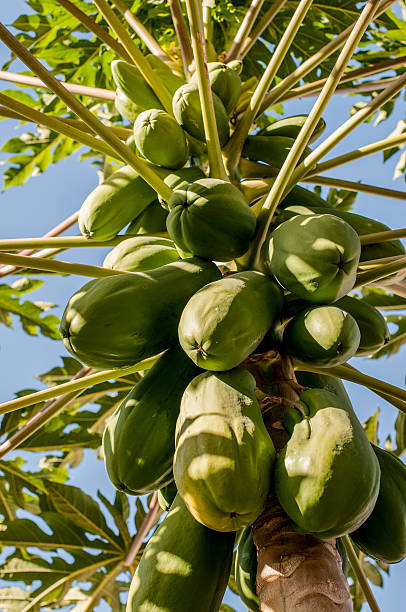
56,0,132,61
112,0,171,65
123,493,161,568
224,0,314,173
360,228,406,245
238,0,289,60
0,234,168,251
184,0,229,180
256,0,395,116
0,23,174,201
342,535,382,612
224,0,267,62
202,2,213,46
0,252,128,278
168,0,194,80
309,133,406,176
0,70,115,101
355,255,406,287
0,354,162,415
93,0,173,114
306,175,406,202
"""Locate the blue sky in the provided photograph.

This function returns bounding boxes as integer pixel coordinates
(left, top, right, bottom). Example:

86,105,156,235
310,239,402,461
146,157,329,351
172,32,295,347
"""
0,1,405,610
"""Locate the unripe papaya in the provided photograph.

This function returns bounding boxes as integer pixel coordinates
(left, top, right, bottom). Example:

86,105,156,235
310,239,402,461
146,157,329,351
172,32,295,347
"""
334,295,390,356
167,178,256,261
103,236,179,273
156,165,206,209
295,371,353,412
145,54,185,94
103,345,200,494
235,527,260,612
111,60,164,114
126,494,234,612
258,115,326,143
60,257,221,369
276,388,380,538
172,82,230,146
191,62,242,114
242,135,312,169
279,184,333,209
351,445,406,563
78,165,157,241
126,199,168,234
283,305,361,367
179,271,283,370
158,480,178,511
174,368,276,532
114,88,138,123
266,214,361,303
133,109,188,169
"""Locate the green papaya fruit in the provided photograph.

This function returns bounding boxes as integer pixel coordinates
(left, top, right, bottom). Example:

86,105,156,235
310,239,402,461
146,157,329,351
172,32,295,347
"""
242,135,312,169
351,445,406,564
258,115,326,143
126,199,168,234
167,178,256,261
103,345,200,494
111,60,164,114
295,370,353,412
145,54,185,94
156,165,206,209
276,388,380,538
60,257,221,369
172,82,230,146
115,87,139,123
191,62,242,114
276,205,405,262
126,494,234,612
266,214,361,303
235,527,259,612
174,368,276,532
334,295,390,356
178,271,283,370
158,479,178,511
78,165,157,241
133,109,189,169
103,236,179,273
336,537,349,576
283,305,361,367
279,185,333,209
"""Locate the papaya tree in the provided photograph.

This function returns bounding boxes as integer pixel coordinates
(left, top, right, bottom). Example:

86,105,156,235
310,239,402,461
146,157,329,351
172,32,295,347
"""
0,0,405,610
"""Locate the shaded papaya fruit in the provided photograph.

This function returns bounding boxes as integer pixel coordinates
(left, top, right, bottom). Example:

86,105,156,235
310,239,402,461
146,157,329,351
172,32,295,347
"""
191,62,242,114
242,135,312,169
174,368,276,532
60,257,221,369
126,494,234,612
283,305,361,368
126,199,168,234
172,82,230,146
235,527,259,612
78,165,157,241
114,88,139,124
334,295,390,356
156,165,206,209
103,345,200,494
278,184,333,210
258,115,326,143
133,109,189,169
167,178,256,261
111,60,164,114
350,445,406,563
103,236,179,273
266,214,361,303
295,370,353,412
276,388,380,538
178,271,283,370
158,479,178,511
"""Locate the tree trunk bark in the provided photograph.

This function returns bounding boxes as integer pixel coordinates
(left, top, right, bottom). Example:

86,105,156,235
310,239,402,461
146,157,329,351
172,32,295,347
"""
245,350,353,611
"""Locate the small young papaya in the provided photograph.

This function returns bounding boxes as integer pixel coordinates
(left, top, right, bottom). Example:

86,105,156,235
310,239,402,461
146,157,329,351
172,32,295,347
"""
242,135,312,169
350,445,406,563
172,82,230,146
283,305,361,367
167,178,256,261
126,494,234,612
257,115,326,143
133,109,189,169
266,214,361,303
191,62,242,114
78,165,157,241
103,236,179,273
60,257,221,369
178,271,283,370
334,295,390,356
174,368,276,532
276,388,381,538
126,199,168,234
111,60,164,114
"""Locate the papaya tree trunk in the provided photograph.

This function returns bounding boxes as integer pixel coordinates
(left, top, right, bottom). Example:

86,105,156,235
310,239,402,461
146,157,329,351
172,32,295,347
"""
246,351,353,611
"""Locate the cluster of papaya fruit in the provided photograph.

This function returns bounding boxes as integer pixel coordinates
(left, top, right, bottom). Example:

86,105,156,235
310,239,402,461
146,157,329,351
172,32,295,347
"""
59,55,406,611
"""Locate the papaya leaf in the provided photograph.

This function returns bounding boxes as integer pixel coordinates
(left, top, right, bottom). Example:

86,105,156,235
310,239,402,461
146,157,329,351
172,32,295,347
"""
98,490,132,549
360,287,406,311
0,586,31,612
372,315,406,358
362,561,384,587
395,412,406,456
363,409,379,445
326,187,357,211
